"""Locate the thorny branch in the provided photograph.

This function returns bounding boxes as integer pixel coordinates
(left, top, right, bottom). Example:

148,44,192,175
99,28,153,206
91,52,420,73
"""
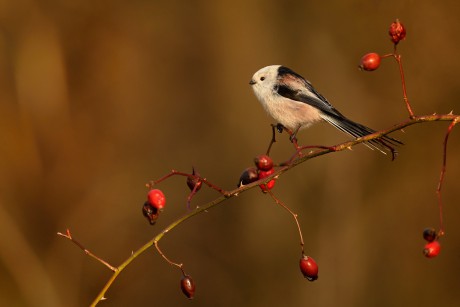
60,111,459,306
57,229,117,272
58,20,460,305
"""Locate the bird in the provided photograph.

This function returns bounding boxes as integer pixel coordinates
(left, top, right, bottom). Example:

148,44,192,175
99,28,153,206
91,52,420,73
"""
249,65,401,156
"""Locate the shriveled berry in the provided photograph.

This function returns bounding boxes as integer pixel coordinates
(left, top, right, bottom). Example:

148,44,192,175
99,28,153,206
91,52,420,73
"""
186,167,202,192
423,228,437,243
258,168,275,192
423,241,441,258
238,167,258,187
180,275,196,299
147,189,166,210
142,201,160,225
389,19,406,44
254,154,274,171
299,255,318,281
359,53,381,71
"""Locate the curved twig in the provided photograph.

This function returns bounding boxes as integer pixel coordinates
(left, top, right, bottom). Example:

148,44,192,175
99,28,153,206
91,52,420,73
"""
85,113,458,305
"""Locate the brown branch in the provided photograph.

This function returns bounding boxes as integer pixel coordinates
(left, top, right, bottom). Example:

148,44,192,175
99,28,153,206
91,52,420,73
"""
154,241,185,274
277,114,459,173
148,170,229,196
57,20,459,305
266,124,278,155
57,229,117,272
60,113,459,306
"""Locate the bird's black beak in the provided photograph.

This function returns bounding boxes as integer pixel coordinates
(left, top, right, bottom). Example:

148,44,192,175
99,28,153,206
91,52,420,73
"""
249,79,256,85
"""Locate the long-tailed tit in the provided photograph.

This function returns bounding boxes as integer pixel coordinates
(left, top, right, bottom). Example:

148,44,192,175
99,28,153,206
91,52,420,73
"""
249,65,401,154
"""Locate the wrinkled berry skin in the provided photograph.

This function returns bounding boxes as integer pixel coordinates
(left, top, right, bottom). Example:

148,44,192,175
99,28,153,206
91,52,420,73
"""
423,228,437,243
142,201,160,225
187,167,202,192
389,19,406,44
180,275,196,299
238,167,258,187
299,255,318,281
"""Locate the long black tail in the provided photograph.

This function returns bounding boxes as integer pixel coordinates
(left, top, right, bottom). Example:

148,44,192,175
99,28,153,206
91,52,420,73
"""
320,113,402,158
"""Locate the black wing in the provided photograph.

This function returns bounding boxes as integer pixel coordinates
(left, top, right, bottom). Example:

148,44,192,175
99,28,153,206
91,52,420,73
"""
276,66,345,118
275,66,402,155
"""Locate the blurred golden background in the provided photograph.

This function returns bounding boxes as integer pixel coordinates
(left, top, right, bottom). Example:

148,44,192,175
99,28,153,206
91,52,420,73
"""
1,0,459,306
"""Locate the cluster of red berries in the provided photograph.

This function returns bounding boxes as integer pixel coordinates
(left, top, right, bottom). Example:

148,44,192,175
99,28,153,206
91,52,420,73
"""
238,154,276,192
142,187,198,299
254,154,276,192
143,168,204,224
359,19,406,71
238,156,318,281
422,228,441,258
138,19,450,302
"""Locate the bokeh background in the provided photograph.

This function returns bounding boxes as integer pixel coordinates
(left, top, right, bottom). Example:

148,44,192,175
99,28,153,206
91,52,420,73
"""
1,0,460,306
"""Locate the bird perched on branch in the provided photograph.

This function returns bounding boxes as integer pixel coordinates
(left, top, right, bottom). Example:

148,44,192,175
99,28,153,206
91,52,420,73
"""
249,65,401,157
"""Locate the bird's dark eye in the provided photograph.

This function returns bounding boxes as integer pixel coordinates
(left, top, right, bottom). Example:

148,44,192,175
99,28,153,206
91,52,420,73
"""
260,76,265,81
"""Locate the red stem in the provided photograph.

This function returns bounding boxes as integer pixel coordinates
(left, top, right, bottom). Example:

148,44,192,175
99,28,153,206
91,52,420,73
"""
381,52,415,118
436,119,458,236
395,54,415,118
149,170,229,196
266,190,305,255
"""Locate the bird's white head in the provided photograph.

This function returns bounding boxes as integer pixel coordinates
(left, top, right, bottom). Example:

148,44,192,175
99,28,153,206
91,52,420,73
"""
249,65,282,102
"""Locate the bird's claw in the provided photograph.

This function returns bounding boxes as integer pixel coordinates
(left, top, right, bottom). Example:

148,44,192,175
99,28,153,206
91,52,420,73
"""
276,123,285,133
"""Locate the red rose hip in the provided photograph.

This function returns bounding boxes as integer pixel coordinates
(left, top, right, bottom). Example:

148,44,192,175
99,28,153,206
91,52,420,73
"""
147,189,166,210
254,154,274,171
180,275,196,299
258,168,275,192
300,255,318,281
359,53,381,71
423,241,441,258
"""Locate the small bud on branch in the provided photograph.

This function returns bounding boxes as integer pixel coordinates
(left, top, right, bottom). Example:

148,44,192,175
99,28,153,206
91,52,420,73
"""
389,19,406,45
